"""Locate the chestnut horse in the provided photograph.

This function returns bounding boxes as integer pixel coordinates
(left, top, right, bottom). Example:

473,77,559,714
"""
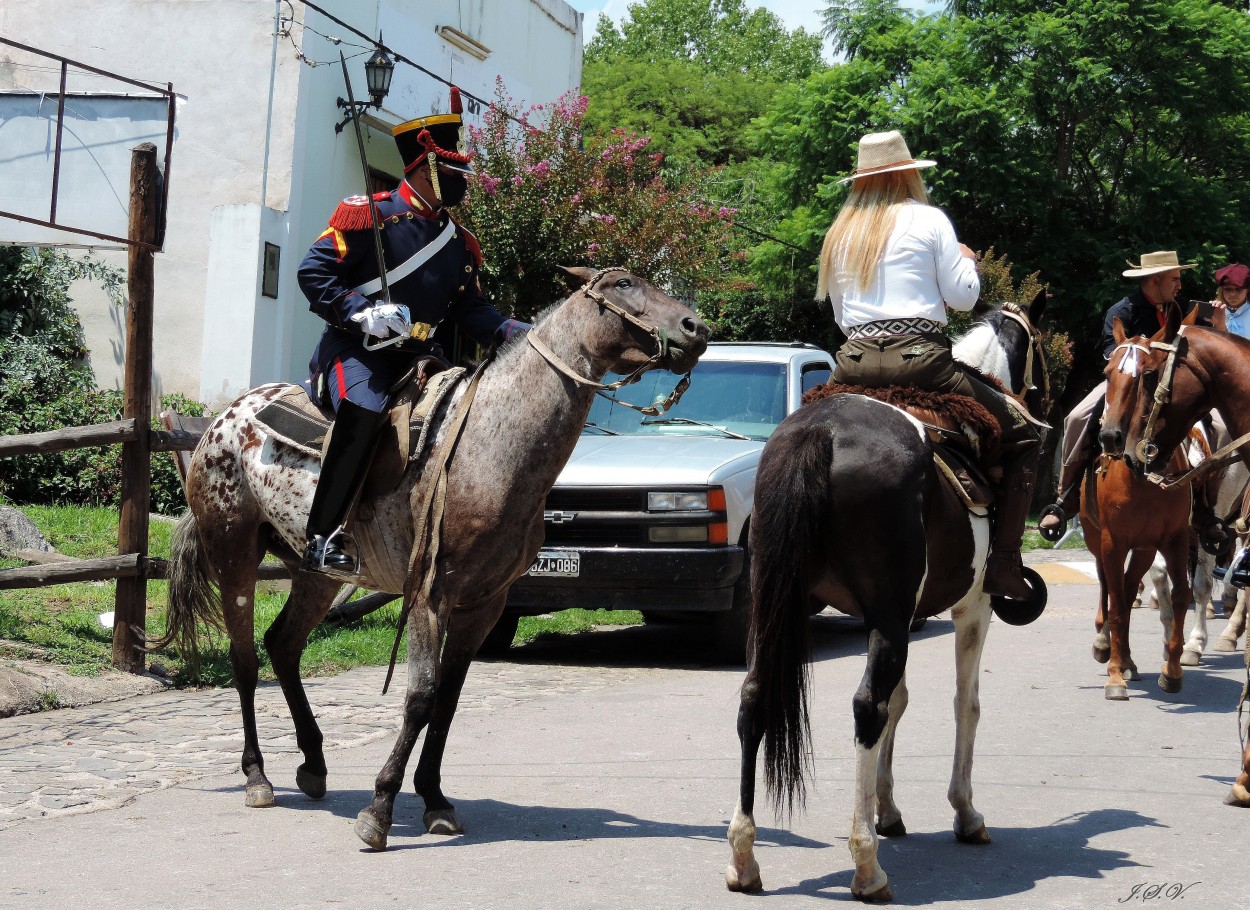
159,268,708,839
1098,306,1250,806
725,294,1050,901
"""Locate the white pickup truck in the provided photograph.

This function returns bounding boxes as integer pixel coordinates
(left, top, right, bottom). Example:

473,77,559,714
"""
496,341,836,658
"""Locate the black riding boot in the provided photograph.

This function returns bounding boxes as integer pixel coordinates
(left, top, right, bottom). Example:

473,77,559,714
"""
985,442,1042,600
301,399,388,576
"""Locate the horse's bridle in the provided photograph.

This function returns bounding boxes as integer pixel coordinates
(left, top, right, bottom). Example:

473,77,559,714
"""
1110,327,1250,489
526,266,692,416
1108,327,1187,467
999,301,1051,416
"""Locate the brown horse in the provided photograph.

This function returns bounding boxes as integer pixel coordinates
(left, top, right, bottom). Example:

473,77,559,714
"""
1080,445,1191,700
1099,306,1250,806
159,267,708,839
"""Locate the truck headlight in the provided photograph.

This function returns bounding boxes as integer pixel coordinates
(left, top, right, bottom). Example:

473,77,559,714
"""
648,491,708,511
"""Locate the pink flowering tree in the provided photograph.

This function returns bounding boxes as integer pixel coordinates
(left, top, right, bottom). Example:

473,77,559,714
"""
460,80,737,319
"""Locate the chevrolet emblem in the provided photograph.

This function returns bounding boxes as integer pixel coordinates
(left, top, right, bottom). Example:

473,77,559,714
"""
544,510,578,524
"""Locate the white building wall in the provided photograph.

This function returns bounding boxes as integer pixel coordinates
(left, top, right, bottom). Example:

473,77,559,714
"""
0,0,581,410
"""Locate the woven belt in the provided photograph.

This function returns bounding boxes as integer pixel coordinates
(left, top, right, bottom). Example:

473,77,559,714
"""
845,318,944,340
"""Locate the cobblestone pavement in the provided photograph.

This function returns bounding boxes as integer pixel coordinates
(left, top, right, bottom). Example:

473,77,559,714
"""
0,548,1097,832
0,658,645,830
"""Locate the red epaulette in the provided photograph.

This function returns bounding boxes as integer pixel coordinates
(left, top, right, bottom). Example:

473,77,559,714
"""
453,217,483,268
327,193,390,232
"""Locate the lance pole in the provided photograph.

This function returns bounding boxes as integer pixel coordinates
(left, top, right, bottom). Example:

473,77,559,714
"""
339,51,391,308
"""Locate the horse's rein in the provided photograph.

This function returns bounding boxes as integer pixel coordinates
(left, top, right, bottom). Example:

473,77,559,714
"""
1114,327,1250,490
526,266,692,417
999,301,1050,415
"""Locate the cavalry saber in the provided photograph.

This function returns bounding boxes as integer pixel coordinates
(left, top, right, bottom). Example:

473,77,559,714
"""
339,51,407,351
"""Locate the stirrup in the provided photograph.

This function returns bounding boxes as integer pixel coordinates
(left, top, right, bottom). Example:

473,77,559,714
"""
301,532,359,577
1037,504,1067,543
1199,517,1232,557
1215,547,1250,589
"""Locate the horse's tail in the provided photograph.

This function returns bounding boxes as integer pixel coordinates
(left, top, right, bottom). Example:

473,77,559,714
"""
749,420,833,818
148,512,222,674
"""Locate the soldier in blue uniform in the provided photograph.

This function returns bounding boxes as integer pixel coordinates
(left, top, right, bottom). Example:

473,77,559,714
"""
297,86,529,575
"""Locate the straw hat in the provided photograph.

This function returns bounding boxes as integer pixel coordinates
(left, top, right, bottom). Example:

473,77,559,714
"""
1122,250,1196,278
839,130,936,185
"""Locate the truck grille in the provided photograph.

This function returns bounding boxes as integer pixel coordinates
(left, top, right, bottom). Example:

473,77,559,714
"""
540,486,724,548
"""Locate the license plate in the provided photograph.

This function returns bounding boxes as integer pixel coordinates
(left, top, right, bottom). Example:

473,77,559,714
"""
527,550,580,578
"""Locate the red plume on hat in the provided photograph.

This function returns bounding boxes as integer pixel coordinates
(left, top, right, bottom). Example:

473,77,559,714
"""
449,84,463,115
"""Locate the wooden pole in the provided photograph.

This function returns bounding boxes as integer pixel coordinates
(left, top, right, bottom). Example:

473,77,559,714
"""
0,419,138,457
113,142,159,673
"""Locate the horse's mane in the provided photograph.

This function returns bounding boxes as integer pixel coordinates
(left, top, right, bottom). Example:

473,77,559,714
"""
481,302,559,370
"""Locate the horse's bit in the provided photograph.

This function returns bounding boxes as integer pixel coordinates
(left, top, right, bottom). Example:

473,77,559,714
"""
526,266,692,416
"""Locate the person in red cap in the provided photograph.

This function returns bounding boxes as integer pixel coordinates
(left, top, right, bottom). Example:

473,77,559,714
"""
296,86,529,576
1211,263,1250,339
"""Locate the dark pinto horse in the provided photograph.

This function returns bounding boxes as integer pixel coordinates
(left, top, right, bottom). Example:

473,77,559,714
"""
159,267,708,843
1098,306,1250,807
725,293,1050,901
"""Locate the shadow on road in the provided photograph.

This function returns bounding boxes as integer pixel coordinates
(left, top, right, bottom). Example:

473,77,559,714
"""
259,788,831,854
483,613,953,672
763,807,1158,904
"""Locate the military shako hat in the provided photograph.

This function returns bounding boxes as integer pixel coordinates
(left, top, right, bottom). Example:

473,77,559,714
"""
392,85,474,175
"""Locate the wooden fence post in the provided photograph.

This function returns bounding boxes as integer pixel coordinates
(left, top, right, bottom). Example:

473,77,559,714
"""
113,142,158,673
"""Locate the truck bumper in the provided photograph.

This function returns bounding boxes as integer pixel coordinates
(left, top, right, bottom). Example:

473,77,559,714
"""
506,546,745,615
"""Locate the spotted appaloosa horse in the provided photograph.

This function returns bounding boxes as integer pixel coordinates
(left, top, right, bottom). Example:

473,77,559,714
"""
725,292,1050,901
1098,305,1250,806
158,267,708,841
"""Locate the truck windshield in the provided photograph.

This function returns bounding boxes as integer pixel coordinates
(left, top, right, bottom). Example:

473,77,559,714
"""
584,361,787,440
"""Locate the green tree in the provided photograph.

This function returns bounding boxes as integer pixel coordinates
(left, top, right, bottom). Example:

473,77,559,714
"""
0,247,202,513
585,0,824,83
768,0,1250,399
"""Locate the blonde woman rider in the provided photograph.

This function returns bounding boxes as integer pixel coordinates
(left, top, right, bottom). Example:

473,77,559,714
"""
818,130,1043,601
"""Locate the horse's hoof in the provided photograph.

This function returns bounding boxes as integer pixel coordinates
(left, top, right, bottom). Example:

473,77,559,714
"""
1158,672,1183,693
1225,782,1250,807
725,861,763,893
1213,637,1238,653
876,818,907,837
1092,645,1110,664
852,879,893,903
245,782,275,808
424,808,463,835
1105,684,1129,701
354,808,390,851
955,824,991,845
296,765,327,800
1180,649,1201,667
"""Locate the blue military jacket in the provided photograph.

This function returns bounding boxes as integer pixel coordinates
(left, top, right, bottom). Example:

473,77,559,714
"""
298,180,525,400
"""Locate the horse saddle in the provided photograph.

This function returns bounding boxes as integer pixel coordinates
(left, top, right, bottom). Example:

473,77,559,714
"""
253,357,466,501
803,381,999,512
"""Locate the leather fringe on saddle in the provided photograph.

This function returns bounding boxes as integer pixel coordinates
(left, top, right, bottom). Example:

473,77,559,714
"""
381,355,490,695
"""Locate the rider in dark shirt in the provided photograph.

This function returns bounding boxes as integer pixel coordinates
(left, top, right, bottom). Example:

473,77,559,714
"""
296,87,528,575
1038,251,1195,538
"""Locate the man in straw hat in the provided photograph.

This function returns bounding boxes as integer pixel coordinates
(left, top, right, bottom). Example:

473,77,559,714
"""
818,129,1044,600
1037,250,1196,539
296,85,529,576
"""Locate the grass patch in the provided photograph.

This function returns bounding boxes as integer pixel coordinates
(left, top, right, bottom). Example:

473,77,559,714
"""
515,608,642,645
1,504,642,684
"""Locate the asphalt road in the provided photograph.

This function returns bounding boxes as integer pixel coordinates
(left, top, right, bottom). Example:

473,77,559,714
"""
2,566,1248,910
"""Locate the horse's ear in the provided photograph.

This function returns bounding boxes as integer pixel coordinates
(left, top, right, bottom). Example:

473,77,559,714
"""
1027,288,1048,326
1162,301,1183,340
557,265,595,289
1180,301,1201,327
1112,317,1128,345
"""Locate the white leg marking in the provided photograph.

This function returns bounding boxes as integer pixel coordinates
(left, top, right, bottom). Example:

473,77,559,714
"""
850,740,890,899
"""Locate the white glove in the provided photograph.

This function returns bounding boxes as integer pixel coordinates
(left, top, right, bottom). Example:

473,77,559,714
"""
351,302,412,340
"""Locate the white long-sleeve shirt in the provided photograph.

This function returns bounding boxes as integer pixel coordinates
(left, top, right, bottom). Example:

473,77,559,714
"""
826,200,980,330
